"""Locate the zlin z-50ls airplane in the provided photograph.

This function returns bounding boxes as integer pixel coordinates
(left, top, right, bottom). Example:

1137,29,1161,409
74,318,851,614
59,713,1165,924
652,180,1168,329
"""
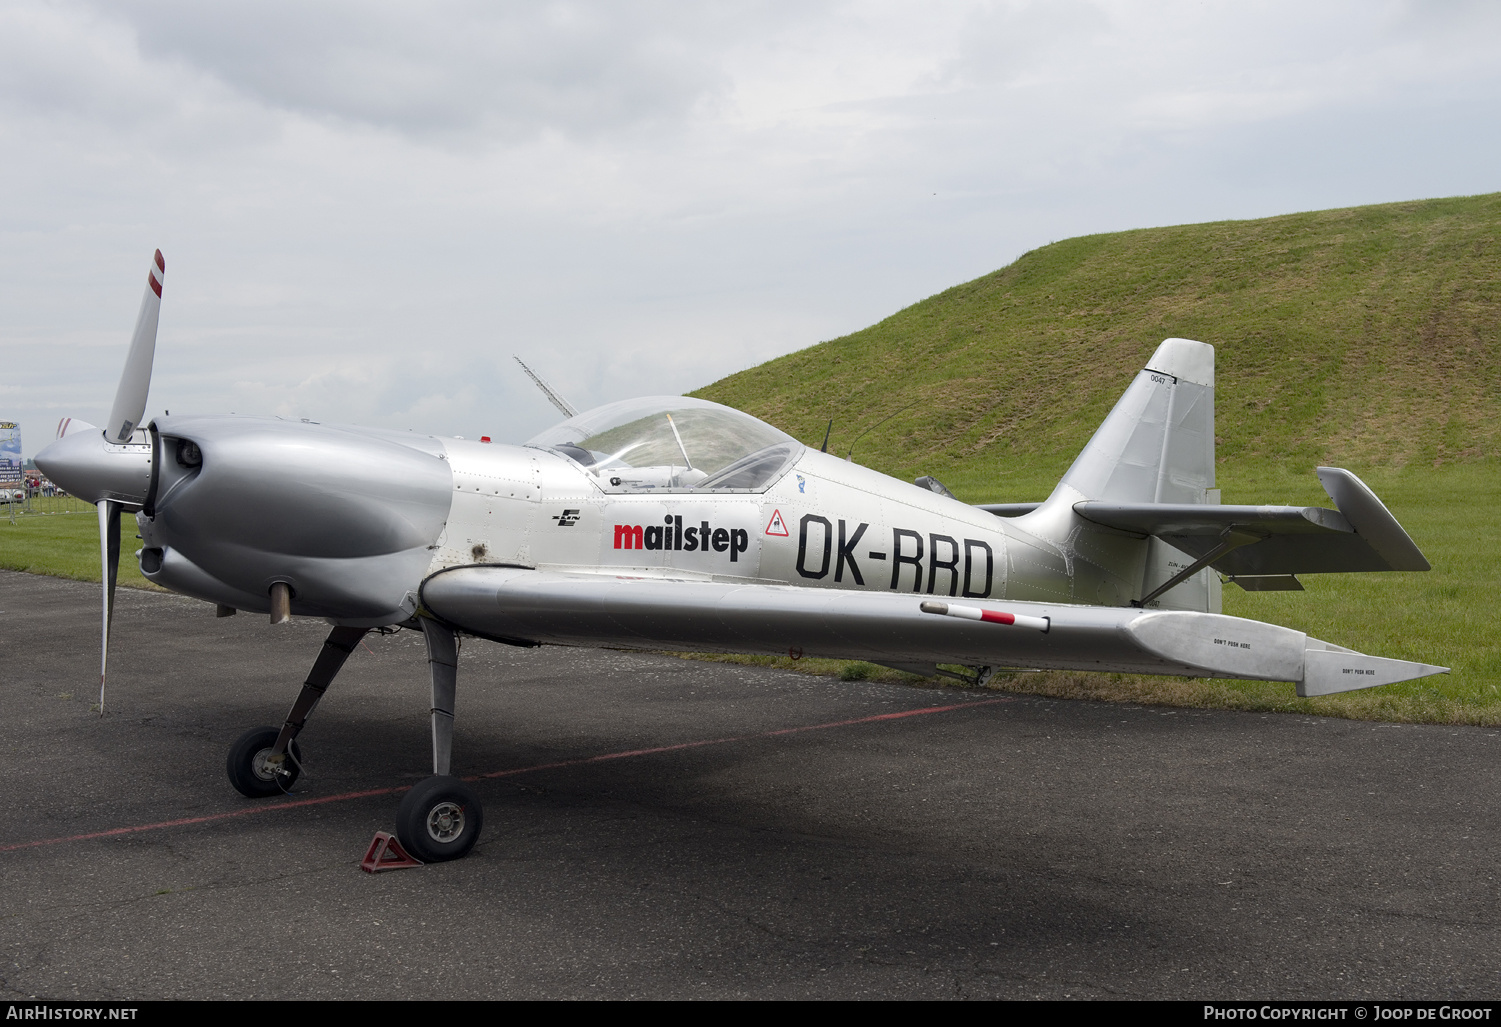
38,252,1446,863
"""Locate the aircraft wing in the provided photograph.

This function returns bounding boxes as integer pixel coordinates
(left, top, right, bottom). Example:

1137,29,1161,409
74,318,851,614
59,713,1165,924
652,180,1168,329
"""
1073,466,1430,576
419,565,1445,697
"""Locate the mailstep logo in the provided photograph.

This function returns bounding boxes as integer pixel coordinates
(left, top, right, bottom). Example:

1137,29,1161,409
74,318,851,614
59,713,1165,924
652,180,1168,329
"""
614,515,750,562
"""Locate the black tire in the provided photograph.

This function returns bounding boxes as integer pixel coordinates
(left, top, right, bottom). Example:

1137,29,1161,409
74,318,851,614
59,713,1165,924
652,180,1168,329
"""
396,775,483,863
226,726,301,798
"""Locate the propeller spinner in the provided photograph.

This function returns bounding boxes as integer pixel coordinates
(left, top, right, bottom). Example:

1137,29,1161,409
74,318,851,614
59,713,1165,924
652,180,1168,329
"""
34,250,166,714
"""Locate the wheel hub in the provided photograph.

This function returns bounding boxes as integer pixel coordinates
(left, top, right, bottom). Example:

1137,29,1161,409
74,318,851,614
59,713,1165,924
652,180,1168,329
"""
250,746,279,783
426,801,466,843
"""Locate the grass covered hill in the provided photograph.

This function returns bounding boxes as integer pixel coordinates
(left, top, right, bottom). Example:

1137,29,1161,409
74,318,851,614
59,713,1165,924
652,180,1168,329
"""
693,193,1501,499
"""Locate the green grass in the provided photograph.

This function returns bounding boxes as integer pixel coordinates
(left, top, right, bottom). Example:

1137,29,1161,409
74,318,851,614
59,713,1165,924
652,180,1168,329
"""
684,193,1501,724
0,506,156,589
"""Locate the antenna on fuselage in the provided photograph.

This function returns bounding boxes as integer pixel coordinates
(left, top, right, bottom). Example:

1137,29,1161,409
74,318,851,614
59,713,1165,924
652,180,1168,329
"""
820,419,832,453
513,356,579,418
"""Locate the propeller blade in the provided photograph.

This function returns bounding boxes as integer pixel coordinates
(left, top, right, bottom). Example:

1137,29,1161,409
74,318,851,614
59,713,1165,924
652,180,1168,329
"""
98,499,121,714
106,250,165,444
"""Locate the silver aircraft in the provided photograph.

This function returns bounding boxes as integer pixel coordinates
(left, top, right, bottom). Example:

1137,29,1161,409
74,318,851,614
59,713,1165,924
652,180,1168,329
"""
38,252,1446,863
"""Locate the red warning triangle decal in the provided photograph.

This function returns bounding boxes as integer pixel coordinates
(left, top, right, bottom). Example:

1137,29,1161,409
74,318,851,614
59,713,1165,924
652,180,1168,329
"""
765,509,789,537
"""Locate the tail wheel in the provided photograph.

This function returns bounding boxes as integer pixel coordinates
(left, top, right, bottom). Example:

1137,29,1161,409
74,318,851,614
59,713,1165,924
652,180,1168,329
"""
226,726,301,798
396,775,483,862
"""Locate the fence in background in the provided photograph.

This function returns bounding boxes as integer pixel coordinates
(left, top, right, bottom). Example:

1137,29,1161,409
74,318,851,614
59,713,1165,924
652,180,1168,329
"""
3,491,94,519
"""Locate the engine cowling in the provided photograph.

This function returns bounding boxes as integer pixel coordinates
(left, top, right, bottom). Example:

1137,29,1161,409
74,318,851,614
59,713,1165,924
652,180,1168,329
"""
138,415,455,624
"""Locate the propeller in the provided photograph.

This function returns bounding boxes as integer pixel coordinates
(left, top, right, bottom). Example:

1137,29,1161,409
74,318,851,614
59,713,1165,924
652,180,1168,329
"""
35,250,165,714
103,250,163,711
108,250,165,443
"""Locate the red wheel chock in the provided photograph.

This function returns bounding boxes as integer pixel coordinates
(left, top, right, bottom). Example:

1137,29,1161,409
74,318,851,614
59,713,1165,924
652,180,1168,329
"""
361,831,424,873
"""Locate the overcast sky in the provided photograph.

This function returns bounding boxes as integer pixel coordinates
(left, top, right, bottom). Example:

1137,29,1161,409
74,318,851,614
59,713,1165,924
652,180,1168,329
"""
3,0,1498,456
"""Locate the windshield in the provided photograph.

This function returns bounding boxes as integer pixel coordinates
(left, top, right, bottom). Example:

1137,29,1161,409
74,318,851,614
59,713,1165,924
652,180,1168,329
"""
525,397,803,494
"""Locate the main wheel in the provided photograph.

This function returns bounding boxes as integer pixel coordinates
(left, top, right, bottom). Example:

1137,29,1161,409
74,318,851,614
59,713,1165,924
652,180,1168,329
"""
226,726,301,798
396,775,483,863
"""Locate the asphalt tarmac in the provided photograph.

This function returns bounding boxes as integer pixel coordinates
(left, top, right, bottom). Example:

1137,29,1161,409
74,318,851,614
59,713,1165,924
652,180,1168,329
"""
2,569,1498,1000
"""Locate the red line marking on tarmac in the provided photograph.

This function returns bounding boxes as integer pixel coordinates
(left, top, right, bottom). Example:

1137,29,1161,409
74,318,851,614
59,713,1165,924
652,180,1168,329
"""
1,698,1011,854
468,699,1010,781
0,789,405,853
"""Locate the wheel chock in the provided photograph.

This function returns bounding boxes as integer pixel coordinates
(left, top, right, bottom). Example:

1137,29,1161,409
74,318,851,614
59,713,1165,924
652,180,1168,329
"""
361,831,424,873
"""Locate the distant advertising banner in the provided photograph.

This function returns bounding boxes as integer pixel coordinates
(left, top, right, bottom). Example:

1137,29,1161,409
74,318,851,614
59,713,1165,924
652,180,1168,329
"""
0,421,19,485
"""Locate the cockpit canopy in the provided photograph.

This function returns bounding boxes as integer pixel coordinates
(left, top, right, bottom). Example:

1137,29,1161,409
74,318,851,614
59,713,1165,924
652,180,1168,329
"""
525,397,803,494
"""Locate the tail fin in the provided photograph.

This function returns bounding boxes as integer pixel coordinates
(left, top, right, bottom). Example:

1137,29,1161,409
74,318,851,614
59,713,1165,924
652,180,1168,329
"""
1020,339,1219,612
1055,337,1216,505
1013,339,1430,614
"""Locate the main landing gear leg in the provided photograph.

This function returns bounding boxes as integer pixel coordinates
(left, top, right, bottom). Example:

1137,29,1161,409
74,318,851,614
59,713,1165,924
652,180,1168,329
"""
395,619,483,863
226,625,370,798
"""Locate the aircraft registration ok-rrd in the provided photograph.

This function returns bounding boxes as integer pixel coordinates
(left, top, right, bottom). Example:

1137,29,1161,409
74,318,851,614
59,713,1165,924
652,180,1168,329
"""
38,252,1446,863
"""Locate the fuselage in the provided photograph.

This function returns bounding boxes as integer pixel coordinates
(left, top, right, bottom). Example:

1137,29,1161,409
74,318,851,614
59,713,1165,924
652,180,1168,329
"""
435,437,1084,603
42,397,1180,627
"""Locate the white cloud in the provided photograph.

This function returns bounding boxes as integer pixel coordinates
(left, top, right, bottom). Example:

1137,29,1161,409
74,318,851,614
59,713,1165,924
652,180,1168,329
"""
89,1,804,141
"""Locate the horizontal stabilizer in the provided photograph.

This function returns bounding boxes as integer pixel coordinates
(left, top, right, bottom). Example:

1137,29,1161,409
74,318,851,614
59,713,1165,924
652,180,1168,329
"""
1075,502,1350,537
1073,466,1429,576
